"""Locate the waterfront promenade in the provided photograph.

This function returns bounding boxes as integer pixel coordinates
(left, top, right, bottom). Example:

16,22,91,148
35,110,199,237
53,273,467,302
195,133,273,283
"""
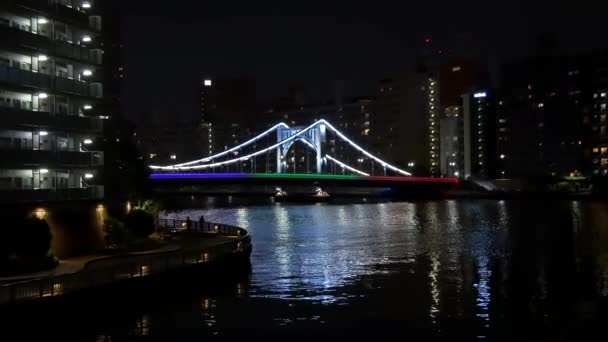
0,221,251,305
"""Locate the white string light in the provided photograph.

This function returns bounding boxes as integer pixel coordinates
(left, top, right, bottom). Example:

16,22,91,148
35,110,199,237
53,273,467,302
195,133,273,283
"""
325,154,369,176
151,122,289,168
150,120,322,170
149,119,411,176
318,119,411,176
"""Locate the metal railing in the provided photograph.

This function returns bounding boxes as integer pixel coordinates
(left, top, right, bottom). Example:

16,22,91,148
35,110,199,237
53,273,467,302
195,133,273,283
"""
157,218,247,236
0,221,250,305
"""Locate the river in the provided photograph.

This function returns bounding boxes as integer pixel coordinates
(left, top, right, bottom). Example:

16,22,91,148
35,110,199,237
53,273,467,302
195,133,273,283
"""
7,199,608,340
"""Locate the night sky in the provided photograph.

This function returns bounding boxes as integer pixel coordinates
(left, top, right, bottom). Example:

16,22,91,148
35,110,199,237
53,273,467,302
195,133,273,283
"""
119,0,606,123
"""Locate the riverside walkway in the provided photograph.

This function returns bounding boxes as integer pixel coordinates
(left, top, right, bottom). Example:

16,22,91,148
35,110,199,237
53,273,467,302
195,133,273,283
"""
0,220,251,305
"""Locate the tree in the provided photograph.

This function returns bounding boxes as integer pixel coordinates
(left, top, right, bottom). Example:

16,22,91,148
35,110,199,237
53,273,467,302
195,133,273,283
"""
0,216,54,275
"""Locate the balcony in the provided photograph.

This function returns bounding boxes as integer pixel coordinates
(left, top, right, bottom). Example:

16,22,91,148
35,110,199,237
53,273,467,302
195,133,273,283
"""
0,65,99,97
54,76,90,96
0,65,51,90
0,150,99,168
0,186,103,203
0,25,99,64
0,107,103,133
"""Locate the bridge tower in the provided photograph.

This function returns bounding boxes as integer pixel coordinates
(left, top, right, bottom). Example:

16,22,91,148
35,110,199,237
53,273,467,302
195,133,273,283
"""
276,122,325,173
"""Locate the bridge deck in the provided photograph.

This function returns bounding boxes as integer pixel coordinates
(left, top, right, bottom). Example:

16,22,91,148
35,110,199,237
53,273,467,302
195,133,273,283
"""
150,173,459,184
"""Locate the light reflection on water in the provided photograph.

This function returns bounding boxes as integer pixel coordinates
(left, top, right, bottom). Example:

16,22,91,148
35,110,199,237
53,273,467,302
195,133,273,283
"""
13,199,608,340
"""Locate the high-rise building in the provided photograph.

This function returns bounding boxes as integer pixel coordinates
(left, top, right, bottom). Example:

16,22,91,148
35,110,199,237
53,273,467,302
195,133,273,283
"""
427,76,440,176
0,0,107,202
463,90,497,179
137,116,203,165
497,55,586,178
439,106,463,178
199,77,256,156
375,73,427,174
428,60,485,176
589,50,608,176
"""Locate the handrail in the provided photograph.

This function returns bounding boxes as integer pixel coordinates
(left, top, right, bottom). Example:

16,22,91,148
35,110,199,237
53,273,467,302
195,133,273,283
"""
157,218,248,237
0,221,250,305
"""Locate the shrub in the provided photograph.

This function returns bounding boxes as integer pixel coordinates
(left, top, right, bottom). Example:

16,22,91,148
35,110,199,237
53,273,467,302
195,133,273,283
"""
124,209,155,239
103,217,130,248
0,216,54,275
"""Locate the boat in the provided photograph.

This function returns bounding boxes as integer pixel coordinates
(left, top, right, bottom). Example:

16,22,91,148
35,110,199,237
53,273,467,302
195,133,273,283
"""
273,187,331,203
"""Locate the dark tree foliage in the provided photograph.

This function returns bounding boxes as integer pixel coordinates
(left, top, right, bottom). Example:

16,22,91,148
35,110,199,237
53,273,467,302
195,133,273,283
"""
124,209,155,239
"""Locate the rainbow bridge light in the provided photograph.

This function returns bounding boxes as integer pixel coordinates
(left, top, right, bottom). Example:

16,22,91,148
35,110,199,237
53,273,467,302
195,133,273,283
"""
149,173,459,184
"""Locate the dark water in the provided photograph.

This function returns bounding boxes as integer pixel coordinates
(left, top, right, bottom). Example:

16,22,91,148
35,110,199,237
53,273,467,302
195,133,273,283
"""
8,199,608,340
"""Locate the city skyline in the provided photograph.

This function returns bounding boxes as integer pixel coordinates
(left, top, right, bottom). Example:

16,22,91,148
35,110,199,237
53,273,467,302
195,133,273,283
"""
119,0,608,120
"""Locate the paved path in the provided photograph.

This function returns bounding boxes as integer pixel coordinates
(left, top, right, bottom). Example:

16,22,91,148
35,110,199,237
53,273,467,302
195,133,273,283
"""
0,233,235,284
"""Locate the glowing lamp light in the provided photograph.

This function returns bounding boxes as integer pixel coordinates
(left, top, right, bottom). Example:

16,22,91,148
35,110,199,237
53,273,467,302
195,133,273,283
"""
38,93,48,99
500,154,505,159
38,18,48,24
82,1,91,8
474,92,487,98
39,131,49,136
34,208,47,219
82,69,93,76
84,173,94,179
82,36,92,42
38,55,48,61
83,139,93,144
83,104,92,110
40,168,49,174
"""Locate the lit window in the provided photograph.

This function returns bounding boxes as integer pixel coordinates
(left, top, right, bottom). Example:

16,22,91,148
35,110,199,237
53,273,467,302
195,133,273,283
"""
538,103,544,108
170,154,176,160
601,103,607,110
204,79,212,86
602,147,608,155
602,93,607,98
452,66,461,72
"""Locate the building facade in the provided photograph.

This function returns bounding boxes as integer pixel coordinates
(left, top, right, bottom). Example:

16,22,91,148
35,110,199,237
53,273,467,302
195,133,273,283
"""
497,55,587,178
589,51,608,176
439,106,463,178
463,90,497,179
199,77,256,157
376,74,428,175
427,60,485,176
0,0,107,202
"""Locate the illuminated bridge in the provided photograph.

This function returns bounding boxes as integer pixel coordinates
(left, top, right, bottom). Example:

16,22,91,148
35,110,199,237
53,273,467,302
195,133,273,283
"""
149,119,458,196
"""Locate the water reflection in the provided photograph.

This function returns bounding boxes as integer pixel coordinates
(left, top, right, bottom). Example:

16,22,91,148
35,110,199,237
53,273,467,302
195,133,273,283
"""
6,199,607,340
